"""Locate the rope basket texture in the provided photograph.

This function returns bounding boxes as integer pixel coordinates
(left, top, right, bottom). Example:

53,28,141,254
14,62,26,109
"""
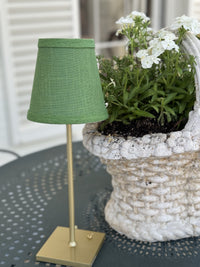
83,32,200,242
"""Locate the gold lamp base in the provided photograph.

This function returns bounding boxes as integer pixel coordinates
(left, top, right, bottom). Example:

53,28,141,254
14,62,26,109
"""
36,226,105,267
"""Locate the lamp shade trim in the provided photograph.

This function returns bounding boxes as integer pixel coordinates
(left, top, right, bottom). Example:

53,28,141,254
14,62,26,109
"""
38,38,95,48
27,110,108,125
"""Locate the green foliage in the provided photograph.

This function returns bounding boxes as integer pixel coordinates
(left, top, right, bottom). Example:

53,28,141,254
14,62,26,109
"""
98,15,196,130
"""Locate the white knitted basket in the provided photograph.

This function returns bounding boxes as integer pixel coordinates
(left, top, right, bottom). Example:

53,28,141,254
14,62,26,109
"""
83,33,200,242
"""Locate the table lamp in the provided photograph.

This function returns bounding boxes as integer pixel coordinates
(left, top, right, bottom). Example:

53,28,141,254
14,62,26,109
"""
27,38,108,266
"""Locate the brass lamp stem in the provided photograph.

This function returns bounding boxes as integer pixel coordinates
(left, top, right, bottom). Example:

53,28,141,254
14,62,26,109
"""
66,124,76,248
36,124,105,265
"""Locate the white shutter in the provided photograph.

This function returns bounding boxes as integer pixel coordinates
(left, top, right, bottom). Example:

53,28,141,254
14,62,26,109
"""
0,55,9,147
0,0,80,145
189,0,200,18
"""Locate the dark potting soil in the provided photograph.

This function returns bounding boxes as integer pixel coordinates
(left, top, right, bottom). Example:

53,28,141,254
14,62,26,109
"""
98,117,188,138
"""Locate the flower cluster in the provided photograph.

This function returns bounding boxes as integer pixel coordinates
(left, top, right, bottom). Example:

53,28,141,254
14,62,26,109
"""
116,11,150,25
116,11,150,37
136,30,179,68
134,14,200,69
98,11,198,130
170,15,200,34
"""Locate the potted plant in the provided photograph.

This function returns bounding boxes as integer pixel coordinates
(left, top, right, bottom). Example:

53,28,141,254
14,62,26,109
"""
83,11,200,242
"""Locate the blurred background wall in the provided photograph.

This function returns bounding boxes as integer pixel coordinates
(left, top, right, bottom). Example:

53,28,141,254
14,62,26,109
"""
0,0,199,160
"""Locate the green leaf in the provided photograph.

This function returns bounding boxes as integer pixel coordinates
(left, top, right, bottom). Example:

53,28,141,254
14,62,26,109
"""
164,106,176,116
139,89,156,101
127,81,154,101
188,84,195,95
164,111,172,123
178,102,187,113
108,108,119,123
133,110,155,118
123,89,129,105
175,94,185,100
157,90,165,97
164,93,177,105
177,67,183,77
151,105,159,113
151,93,158,102
153,83,157,91
127,86,139,100
167,86,187,94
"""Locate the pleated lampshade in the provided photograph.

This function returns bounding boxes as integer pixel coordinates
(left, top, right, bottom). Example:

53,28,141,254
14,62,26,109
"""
27,38,108,124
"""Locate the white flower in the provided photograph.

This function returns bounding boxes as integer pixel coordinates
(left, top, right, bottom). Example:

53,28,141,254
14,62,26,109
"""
157,30,177,41
115,15,135,36
170,15,200,35
149,39,165,57
149,36,179,55
136,49,148,58
152,56,160,64
151,45,165,57
141,55,160,69
149,38,159,47
188,64,192,72
116,16,134,25
146,27,155,41
164,34,177,42
116,29,121,36
116,11,149,27
161,39,179,52
131,11,150,22
108,78,116,87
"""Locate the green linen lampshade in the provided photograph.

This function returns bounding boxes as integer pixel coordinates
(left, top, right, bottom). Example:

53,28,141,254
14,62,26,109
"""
27,38,108,124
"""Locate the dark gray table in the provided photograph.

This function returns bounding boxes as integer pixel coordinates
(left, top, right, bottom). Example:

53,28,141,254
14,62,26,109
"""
0,142,200,267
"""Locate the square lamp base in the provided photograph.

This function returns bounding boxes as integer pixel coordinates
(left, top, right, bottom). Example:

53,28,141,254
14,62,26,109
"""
36,226,105,267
